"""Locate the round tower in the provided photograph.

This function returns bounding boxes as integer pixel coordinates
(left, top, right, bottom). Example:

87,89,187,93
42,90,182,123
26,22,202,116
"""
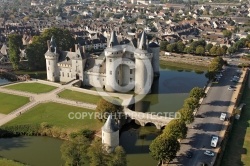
44,37,59,82
134,31,153,94
105,31,123,92
102,115,119,152
148,42,160,78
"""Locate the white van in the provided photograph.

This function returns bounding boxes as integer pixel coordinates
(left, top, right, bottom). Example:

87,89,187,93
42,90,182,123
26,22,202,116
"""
220,113,227,121
211,136,219,148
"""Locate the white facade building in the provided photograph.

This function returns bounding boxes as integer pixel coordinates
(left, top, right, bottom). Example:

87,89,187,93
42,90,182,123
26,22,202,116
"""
45,31,160,94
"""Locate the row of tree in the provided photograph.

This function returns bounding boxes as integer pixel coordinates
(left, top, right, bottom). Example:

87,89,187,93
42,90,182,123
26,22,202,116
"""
160,40,229,56
149,87,205,165
61,129,127,166
8,28,75,70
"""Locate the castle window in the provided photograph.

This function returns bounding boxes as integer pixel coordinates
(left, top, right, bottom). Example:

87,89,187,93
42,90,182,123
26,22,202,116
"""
49,61,50,65
48,67,49,71
53,73,54,76
109,59,112,62
67,73,69,77
130,69,133,74
110,71,112,75
118,80,119,84
130,78,132,82
76,61,78,63
62,72,64,77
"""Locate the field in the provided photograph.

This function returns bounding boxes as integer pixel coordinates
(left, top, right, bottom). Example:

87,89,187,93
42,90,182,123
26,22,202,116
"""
0,158,26,166
4,83,57,94
58,89,101,104
4,102,102,132
0,92,29,114
221,78,250,166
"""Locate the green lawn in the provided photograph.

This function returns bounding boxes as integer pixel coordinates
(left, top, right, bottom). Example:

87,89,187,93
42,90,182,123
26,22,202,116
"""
58,89,101,104
0,158,26,166
4,102,102,132
0,92,29,114
221,79,250,166
4,83,57,94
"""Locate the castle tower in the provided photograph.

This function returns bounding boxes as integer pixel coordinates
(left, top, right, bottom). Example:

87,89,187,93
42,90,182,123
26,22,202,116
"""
102,115,119,152
44,36,59,82
104,31,123,92
134,31,153,94
148,41,160,78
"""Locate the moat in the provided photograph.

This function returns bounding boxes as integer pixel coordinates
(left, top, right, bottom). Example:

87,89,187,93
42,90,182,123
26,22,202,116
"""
0,64,207,166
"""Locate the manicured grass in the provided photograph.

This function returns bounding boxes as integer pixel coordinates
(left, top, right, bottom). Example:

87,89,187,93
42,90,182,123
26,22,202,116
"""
0,158,26,166
4,102,102,132
0,92,29,114
4,83,57,94
58,89,101,104
221,80,250,166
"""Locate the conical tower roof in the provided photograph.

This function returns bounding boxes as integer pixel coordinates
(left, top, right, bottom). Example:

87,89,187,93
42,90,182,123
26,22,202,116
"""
108,31,119,47
102,115,119,133
138,31,147,50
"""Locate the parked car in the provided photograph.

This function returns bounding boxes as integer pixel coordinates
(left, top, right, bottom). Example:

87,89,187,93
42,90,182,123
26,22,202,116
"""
204,150,215,156
186,151,193,158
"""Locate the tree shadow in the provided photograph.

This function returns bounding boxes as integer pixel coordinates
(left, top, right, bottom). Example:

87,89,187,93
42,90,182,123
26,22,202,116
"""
0,136,31,151
205,100,232,107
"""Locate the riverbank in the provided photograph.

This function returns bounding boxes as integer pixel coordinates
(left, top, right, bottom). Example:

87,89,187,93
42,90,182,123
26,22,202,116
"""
160,52,210,69
0,157,27,166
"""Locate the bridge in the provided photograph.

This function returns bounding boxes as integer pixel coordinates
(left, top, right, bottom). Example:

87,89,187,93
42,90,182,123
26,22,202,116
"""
123,108,175,129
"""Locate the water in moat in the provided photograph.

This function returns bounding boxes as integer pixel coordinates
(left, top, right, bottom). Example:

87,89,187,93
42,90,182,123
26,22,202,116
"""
0,77,9,85
0,64,207,166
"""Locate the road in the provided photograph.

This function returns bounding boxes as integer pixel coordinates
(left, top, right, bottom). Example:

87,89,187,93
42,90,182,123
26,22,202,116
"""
170,65,240,166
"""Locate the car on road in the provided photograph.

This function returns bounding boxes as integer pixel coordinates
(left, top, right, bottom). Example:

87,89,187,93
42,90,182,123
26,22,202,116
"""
204,150,215,156
186,151,193,158
228,87,234,91
211,135,219,148
220,113,227,121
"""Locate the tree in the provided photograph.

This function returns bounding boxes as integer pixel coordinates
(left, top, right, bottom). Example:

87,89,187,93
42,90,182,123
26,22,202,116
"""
26,27,75,70
88,139,109,166
166,43,176,52
163,119,187,140
109,146,127,166
227,46,236,54
178,108,194,124
96,99,123,122
94,11,100,18
189,87,205,100
205,43,213,52
160,41,168,51
149,134,180,165
196,45,205,56
222,30,232,39
216,47,225,56
183,97,199,111
222,45,228,54
176,41,185,53
209,46,217,56
61,135,90,166
8,34,22,70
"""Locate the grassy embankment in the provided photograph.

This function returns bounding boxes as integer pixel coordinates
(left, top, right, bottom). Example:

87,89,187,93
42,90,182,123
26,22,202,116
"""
4,83,57,94
0,157,27,166
1,102,102,139
0,92,29,114
160,60,208,72
221,77,250,166
14,70,47,80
